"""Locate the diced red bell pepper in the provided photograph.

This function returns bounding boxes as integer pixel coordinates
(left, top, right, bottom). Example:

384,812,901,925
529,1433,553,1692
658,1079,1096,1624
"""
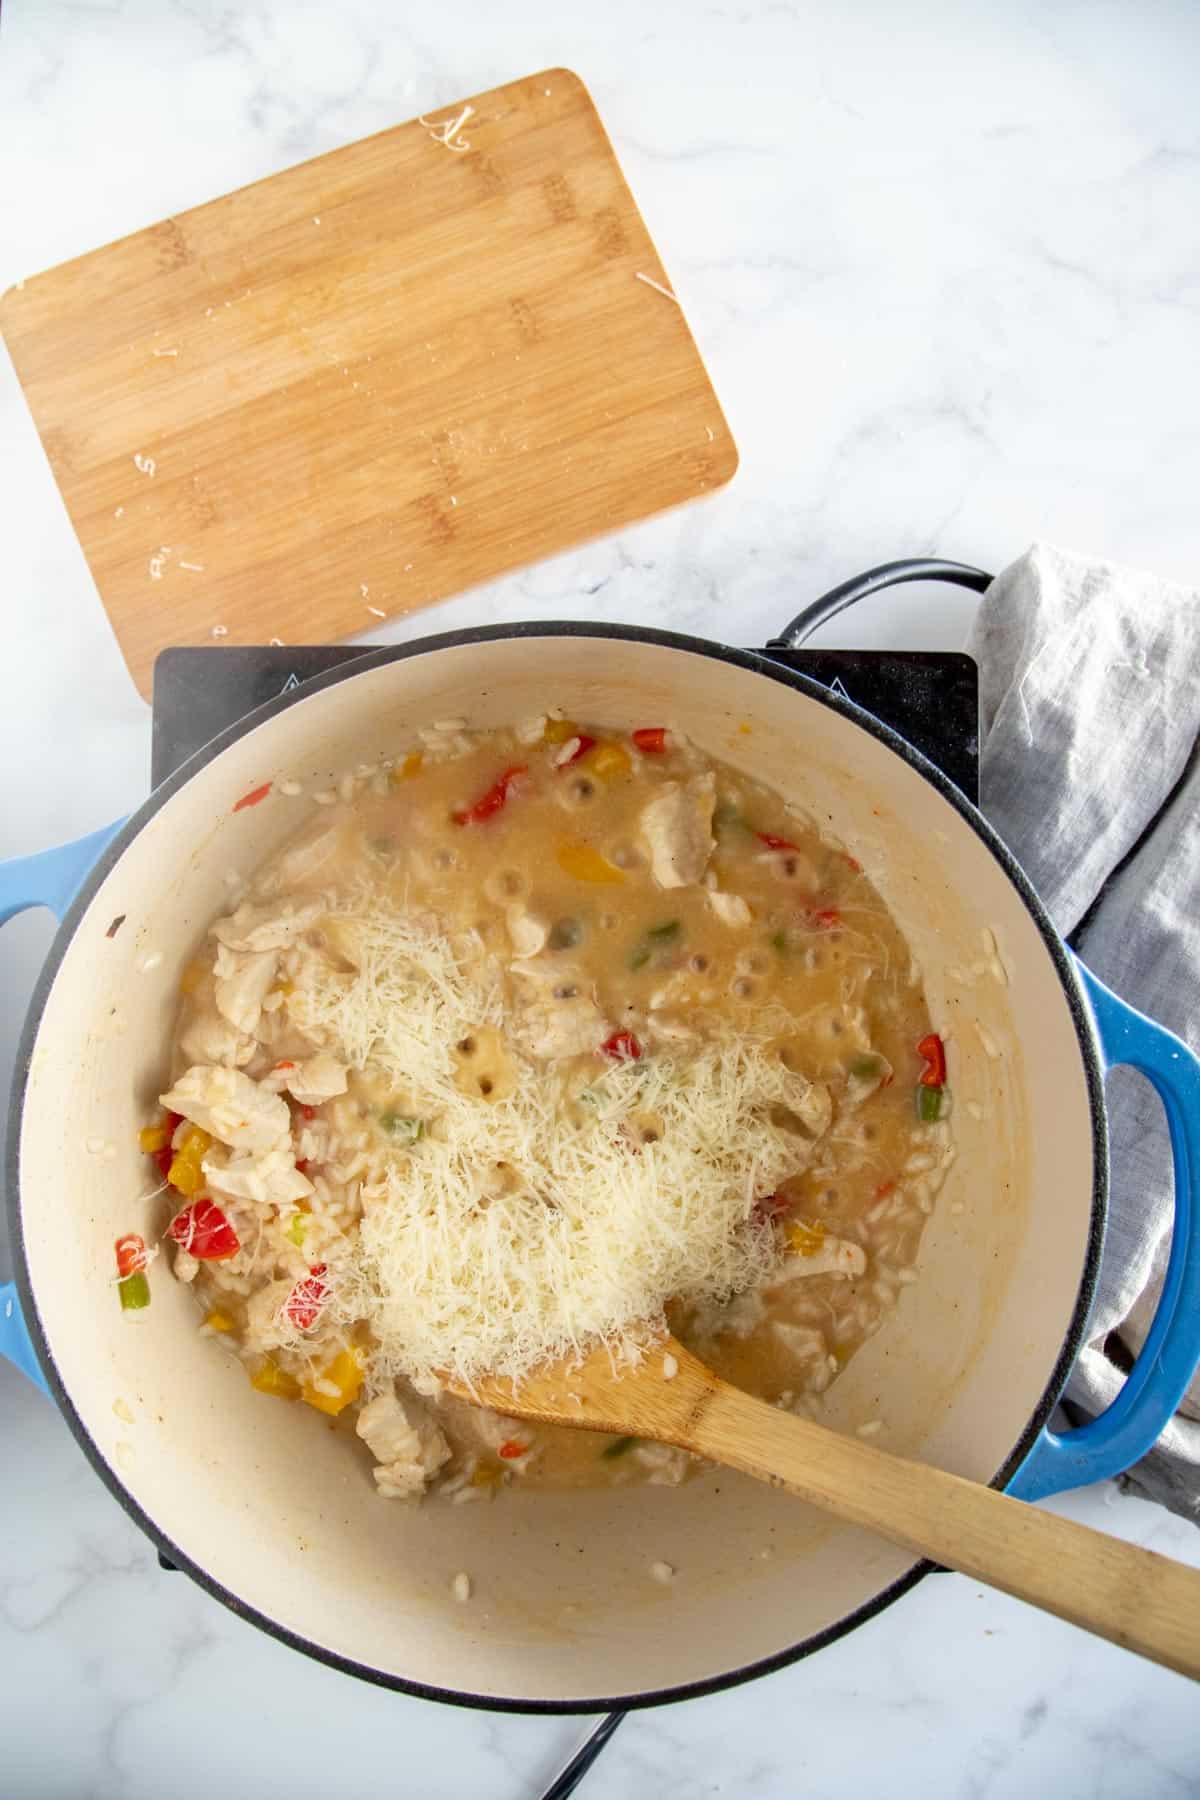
917,1032,947,1088
114,1234,147,1279
756,831,800,853
874,1180,897,1200
452,765,528,825
151,1112,183,1180
809,907,842,929
632,727,668,754
167,1200,240,1262
557,734,596,768
301,1103,316,1122
498,1438,526,1459
233,782,272,813
283,1264,329,1331
600,1031,642,1063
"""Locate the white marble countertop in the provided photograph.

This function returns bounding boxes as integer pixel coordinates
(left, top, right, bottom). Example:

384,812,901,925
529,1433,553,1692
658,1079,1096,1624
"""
2,3,1198,1794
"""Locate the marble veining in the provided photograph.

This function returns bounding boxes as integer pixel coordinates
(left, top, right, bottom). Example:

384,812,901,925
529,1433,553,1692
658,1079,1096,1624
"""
2,1,1198,1792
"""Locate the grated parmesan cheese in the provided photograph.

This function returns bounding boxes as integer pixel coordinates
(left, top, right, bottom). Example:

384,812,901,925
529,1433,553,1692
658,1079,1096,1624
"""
419,104,474,153
635,272,679,305
294,902,814,1389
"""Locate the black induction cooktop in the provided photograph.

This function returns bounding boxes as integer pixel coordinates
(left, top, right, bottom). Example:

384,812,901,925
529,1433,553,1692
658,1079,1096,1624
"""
151,643,979,798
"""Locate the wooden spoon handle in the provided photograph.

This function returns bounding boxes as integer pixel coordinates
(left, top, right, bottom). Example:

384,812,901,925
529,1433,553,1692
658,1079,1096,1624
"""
689,1377,1200,1679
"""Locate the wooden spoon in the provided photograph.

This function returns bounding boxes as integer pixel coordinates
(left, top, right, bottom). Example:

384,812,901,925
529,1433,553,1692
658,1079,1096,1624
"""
450,1334,1200,1679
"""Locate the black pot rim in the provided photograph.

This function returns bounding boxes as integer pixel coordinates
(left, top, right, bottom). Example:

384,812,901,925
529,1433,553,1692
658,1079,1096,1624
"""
6,619,1107,1715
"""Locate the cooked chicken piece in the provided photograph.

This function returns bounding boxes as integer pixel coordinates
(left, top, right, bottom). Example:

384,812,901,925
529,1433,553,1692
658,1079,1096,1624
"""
514,713,548,746
283,941,354,1046
255,818,342,894
509,957,608,1057
178,1009,256,1070
505,907,549,959
639,773,716,889
357,1392,452,1499
283,1054,349,1105
707,889,752,927
522,995,607,1060
203,1145,314,1208
507,956,564,993
768,1091,832,1153
843,1054,894,1110
783,1075,833,1140
779,1236,867,1281
211,895,326,955
244,1278,302,1353
161,1065,291,1155
213,944,278,1036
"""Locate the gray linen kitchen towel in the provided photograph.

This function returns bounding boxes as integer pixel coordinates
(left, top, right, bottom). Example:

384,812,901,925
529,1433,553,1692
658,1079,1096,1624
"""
969,542,1200,1519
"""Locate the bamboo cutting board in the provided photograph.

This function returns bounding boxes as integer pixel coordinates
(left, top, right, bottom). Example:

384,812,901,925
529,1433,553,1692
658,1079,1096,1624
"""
0,69,736,698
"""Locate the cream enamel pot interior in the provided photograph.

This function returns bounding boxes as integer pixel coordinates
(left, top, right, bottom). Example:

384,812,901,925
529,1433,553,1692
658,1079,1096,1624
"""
4,623,1200,1714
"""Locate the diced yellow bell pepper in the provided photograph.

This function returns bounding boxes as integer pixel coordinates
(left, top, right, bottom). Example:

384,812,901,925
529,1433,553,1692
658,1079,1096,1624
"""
138,1124,168,1154
589,741,632,779
203,1309,235,1333
556,843,625,884
251,1357,300,1400
390,751,423,783
179,960,207,996
167,1152,205,1195
285,1213,308,1248
785,1219,827,1257
272,980,295,999
301,1347,364,1416
167,1125,212,1194
542,717,579,745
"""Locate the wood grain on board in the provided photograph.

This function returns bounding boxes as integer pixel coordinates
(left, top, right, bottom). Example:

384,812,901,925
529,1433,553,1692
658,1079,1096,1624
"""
0,69,737,698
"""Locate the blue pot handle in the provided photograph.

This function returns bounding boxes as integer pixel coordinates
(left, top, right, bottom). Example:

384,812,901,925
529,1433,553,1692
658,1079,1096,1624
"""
1009,959,1200,1501
0,818,127,1396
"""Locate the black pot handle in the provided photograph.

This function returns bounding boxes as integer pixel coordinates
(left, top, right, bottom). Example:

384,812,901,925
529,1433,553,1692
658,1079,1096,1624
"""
766,558,993,651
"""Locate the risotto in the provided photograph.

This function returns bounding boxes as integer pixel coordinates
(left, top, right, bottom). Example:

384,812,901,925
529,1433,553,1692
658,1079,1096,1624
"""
124,714,954,1500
